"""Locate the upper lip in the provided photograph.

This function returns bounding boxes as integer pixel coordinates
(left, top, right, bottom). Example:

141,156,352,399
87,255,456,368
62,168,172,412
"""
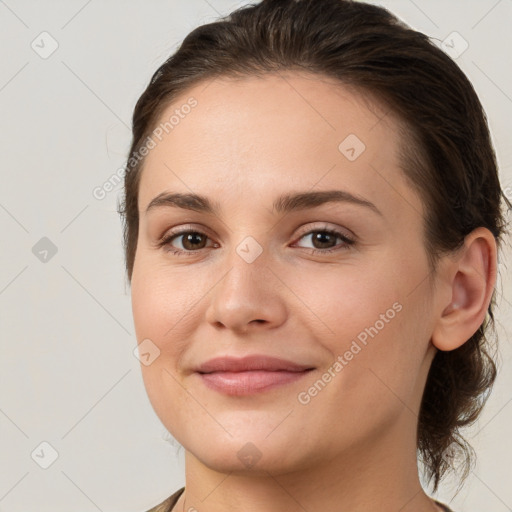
196,355,315,373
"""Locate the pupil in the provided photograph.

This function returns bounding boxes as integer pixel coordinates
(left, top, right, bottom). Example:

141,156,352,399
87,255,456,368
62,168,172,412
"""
185,233,203,249
314,232,334,248
180,232,337,251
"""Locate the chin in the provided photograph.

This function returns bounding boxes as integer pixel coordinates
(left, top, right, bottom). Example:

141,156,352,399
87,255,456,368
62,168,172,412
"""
189,445,298,476
179,426,318,477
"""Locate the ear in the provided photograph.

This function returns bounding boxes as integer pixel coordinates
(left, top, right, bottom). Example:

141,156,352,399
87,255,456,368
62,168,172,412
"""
431,227,497,352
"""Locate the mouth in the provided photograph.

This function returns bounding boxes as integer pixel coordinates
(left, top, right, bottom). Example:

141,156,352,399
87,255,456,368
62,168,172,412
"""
199,369,312,396
196,368,315,396
194,354,315,396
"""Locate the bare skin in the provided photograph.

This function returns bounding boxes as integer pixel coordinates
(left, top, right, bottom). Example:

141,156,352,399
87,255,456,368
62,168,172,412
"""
131,72,496,512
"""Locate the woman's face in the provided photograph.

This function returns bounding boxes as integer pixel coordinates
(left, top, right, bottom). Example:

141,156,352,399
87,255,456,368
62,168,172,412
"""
131,72,441,474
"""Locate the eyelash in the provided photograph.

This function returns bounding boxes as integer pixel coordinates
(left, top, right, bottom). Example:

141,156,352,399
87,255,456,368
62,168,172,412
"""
156,225,355,257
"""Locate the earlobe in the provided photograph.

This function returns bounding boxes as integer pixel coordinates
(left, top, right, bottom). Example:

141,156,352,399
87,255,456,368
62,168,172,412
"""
431,227,497,352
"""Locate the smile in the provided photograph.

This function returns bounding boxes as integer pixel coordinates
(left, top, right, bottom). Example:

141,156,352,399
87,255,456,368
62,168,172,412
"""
197,369,314,396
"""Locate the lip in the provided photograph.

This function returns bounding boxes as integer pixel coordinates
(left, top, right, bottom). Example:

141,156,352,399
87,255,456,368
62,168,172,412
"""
195,355,315,396
198,370,313,396
196,354,314,373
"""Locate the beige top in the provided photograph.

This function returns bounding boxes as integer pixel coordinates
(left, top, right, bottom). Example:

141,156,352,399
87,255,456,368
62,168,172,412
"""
145,487,454,512
145,487,184,512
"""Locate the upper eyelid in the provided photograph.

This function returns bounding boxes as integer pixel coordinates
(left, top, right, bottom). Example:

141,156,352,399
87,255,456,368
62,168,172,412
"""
294,223,354,239
162,222,353,236
161,223,355,246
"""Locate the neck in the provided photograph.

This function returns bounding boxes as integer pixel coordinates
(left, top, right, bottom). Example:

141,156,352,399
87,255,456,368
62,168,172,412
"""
174,410,440,512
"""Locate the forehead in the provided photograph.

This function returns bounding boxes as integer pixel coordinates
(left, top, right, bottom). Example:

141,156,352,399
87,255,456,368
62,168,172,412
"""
137,72,421,221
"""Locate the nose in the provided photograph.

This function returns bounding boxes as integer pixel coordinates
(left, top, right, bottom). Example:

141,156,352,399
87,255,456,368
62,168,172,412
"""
204,248,288,334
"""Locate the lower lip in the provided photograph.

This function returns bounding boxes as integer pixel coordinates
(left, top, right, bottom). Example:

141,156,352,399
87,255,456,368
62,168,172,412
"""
198,370,313,396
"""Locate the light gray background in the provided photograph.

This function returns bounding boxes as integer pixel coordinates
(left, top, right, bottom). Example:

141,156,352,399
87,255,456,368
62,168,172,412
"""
0,1,511,511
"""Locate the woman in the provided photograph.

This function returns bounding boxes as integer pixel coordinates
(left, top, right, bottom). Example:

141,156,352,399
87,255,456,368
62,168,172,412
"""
118,1,510,511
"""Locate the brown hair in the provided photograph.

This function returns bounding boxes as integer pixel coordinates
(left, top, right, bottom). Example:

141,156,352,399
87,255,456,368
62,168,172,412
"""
118,0,511,492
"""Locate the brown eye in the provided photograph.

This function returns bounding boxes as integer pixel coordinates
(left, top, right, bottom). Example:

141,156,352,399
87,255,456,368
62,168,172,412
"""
158,230,213,254
310,231,338,249
295,228,354,254
179,232,208,250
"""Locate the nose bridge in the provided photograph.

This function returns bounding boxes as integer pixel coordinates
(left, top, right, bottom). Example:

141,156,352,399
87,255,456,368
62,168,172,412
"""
205,234,286,331
219,233,270,302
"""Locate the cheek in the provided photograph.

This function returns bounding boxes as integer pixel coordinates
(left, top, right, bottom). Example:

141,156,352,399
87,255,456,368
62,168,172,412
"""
131,255,201,346
131,241,432,432
131,265,199,438
285,260,402,348
288,256,431,405
130,261,193,404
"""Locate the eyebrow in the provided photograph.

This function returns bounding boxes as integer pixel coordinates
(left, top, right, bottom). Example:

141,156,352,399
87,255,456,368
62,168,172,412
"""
144,189,382,217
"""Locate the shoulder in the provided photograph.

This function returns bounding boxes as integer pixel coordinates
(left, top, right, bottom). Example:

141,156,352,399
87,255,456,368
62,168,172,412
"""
435,500,455,512
145,490,454,512
145,487,185,512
